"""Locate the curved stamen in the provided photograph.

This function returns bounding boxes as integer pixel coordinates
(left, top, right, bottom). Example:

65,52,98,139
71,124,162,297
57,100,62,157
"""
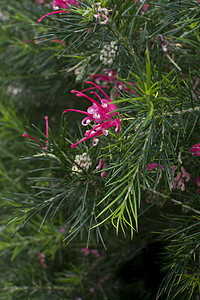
63,108,90,115
90,91,103,102
38,10,67,23
71,131,100,149
85,81,112,101
71,90,103,108
81,86,110,93
22,134,43,150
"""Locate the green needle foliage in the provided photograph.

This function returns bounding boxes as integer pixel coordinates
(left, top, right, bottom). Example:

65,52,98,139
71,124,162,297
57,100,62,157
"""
0,0,200,299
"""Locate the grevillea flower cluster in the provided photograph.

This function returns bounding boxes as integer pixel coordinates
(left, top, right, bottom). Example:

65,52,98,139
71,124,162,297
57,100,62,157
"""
100,42,117,66
169,166,191,191
93,2,109,25
190,143,200,156
72,153,92,174
63,81,121,149
90,69,137,96
38,0,79,22
147,163,191,191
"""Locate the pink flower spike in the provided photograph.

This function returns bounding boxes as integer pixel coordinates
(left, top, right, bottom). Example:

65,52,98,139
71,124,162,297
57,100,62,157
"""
147,163,164,171
37,10,67,23
190,143,200,156
22,134,43,150
67,82,121,148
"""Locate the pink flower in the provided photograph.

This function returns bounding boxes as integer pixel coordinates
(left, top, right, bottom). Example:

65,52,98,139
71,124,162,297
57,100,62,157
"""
52,0,78,9
71,118,121,148
94,12,109,24
23,116,49,151
147,163,164,171
169,165,190,191
93,3,109,25
90,69,137,96
38,0,79,22
63,81,121,148
91,69,117,84
190,143,200,156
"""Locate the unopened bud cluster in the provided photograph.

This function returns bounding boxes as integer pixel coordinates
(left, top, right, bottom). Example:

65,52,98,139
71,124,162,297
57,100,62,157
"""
100,41,117,66
72,153,92,174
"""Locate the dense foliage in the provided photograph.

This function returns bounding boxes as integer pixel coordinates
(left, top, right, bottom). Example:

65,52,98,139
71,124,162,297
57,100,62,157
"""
0,0,200,299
